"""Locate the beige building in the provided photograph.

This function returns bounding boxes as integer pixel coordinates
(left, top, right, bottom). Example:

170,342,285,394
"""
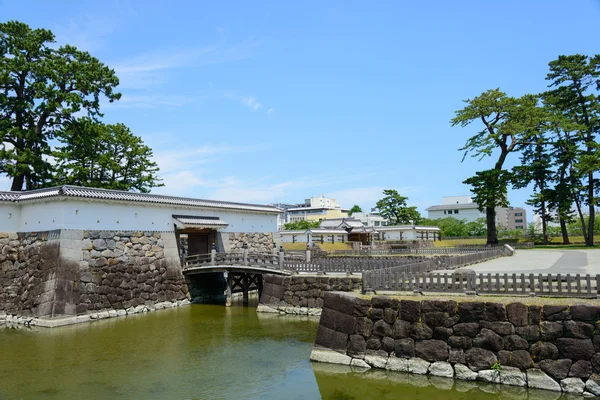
285,196,349,223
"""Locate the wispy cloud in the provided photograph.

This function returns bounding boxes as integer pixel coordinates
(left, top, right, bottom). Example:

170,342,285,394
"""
113,38,259,89
53,15,118,52
104,94,197,109
223,91,274,113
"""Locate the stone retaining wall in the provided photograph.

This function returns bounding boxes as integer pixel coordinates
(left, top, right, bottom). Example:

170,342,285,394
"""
257,274,361,316
310,292,600,397
226,232,274,253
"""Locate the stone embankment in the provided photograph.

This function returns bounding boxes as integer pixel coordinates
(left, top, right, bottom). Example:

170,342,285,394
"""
257,274,361,316
0,299,190,328
310,292,600,397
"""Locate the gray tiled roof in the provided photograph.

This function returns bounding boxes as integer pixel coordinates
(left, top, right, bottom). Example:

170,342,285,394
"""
425,203,481,211
172,215,229,228
0,185,281,214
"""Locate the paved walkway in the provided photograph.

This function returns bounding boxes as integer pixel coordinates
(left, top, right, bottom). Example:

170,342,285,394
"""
459,249,600,276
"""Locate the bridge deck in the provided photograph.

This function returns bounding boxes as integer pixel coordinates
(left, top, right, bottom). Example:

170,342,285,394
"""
183,265,291,276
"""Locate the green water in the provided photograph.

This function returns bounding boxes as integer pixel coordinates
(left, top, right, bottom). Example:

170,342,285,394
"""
0,305,571,400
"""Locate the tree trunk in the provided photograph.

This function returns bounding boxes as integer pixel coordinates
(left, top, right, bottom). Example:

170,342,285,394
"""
486,206,498,245
10,173,25,191
587,171,595,247
574,196,588,244
541,203,548,245
560,217,570,245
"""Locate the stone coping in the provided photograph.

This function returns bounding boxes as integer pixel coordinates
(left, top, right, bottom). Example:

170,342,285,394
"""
310,349,600,396
0,300,190,328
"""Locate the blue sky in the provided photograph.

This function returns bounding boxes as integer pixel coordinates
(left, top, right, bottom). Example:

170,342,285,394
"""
1,0,600,218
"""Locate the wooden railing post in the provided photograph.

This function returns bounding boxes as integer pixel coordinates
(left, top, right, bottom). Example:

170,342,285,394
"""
211,243,216,266
306,244,311,263
279,245,284,270
243,243,248,265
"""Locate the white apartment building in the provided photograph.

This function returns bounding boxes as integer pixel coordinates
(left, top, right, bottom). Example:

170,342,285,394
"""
426,196,527,229
351,211,388,227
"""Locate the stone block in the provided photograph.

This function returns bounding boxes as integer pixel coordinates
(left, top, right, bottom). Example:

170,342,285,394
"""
564,320,595,339
527,369,561,392
453,322,480,337
515,325,540,342
529,305,542,325
585,374,600,396
449,335,472,349
381,336,395,353
499,366,526,387
423,311,447,328
506,302,528,326
571,304,600,322
369,308,384,321
543,305,570,321
465,348,497,371
399,300,420,322
365,354,388,369
531,341,559,361
539,359,572,380
504,350,533,370
314,325,348,350
350,358,370,369
394,338,415,358
408,358,430,375
372,320,392,337
391,319,411,339
310,349,352,366
477,369,500,384
411,322,433,340
473,328,503,352
320,308,355,335
386,356,409,372
561,377,585,394
383,308,397,324
366,336,381,351
448,348,465,364
415,339,448,362
540,321,563,341
421,300,448,314
454,363,478,381
353,298,371,317
556,338,595,361
433,327,453,341
429,361,454,378
484,302,506,321
570,360,592,379
347,335,366,357
371,295,392,309
503,334,529,351
458,301,485,322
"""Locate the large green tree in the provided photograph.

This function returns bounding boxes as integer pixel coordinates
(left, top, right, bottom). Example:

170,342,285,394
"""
452,89,539,244
348,205,362,216
543,54,600,246
283,220,320,231
375,189,421,225
0,21,120,191
52,118,162,192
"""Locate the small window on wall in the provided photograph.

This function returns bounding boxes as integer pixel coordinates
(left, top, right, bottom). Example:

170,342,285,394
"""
454,210,459,214
515,219,523,223
516,226,524,229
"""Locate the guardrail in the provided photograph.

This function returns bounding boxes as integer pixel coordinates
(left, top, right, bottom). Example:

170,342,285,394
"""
365,271,600,298
363,249,506,291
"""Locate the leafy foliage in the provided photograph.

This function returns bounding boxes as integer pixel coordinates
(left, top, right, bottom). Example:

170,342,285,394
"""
0,21,121,191
375,189,421,225
283,220,321,231
52,118,162,192
348,205,362,216
420,217,486,237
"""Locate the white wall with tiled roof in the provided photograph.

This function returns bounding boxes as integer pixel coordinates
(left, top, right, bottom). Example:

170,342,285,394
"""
3,199,278,233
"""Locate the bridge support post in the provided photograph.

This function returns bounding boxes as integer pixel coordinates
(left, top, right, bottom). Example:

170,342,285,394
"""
257,275,264,300
225,272,232,307
278,246,284,270
306,244,311,263
243,243,248,265
242,274,249,305
211,244,216,266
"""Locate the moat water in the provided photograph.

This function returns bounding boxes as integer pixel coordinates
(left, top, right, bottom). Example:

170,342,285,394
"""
0,302,572,400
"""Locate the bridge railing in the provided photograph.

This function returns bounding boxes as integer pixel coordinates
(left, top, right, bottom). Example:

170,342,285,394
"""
184,248,288,271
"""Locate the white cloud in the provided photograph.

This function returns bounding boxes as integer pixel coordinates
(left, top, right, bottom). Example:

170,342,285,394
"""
223,91,274,112
53,15,117,52
113,38,258,89
104,94,196,109
0,175,11,191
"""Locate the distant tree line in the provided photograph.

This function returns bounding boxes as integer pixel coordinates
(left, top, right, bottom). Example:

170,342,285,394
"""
452,54,600,246
0,21,161,192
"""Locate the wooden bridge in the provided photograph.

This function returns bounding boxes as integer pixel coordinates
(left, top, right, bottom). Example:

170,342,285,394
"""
183,248,296,306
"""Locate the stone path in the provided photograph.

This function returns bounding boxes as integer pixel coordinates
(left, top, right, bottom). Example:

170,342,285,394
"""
460,249,600,275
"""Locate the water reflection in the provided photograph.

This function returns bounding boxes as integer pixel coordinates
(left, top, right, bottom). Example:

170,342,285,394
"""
311,362,570,400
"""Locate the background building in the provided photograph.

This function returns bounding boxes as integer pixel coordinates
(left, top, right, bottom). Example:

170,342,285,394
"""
351,211,388,227
426,196,527,230
276,196,349,227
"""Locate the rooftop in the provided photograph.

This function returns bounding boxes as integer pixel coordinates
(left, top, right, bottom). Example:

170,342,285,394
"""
426,203,481,211
0,185,281,214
